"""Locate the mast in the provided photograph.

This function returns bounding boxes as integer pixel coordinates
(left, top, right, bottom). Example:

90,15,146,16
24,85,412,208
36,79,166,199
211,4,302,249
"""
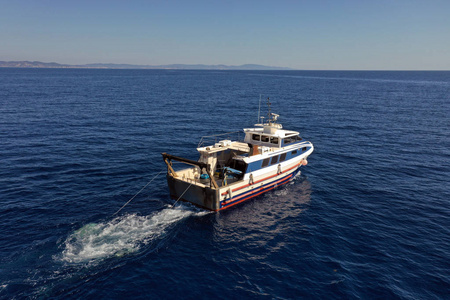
257,94,262,123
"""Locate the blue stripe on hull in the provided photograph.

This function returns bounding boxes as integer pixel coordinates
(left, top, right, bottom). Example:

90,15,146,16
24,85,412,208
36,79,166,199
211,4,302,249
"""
220,167,301,209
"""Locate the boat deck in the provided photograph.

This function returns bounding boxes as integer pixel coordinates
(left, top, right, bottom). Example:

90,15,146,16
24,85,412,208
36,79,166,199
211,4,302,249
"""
179,172,241,188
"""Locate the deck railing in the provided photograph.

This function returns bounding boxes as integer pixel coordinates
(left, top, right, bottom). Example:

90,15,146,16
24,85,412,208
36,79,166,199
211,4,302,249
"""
197,131,243,148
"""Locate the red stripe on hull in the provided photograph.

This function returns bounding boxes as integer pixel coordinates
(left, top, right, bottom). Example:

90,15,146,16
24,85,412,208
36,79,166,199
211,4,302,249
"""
223,173,294,204
221,163,300,196
220,174,294,210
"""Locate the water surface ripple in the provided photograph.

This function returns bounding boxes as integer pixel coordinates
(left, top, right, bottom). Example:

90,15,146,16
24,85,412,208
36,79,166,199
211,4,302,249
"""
0,69,449,299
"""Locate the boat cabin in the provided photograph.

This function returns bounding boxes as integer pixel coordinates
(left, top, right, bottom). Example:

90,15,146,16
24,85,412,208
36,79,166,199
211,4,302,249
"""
243,127,302,148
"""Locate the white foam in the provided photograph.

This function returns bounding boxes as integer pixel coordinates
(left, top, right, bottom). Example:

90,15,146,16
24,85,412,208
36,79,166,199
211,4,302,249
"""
61,206,207,264
292,170,302,180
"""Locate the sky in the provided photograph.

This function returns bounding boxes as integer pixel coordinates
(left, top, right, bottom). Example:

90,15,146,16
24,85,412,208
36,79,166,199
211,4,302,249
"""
1,0,449,70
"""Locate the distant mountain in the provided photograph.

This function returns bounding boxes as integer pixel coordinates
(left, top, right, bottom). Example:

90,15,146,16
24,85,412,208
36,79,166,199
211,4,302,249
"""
0,61,72,68
0,61,292,70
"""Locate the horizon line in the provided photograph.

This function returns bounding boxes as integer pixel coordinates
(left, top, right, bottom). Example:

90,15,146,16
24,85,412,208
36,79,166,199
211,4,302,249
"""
0,60,448,71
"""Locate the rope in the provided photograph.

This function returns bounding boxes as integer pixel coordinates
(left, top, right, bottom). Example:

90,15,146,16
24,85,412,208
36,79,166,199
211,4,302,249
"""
113,169,165,216
171,182,193,208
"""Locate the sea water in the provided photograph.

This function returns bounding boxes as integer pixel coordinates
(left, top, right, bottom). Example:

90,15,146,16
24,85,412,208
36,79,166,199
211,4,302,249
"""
0,69,449,299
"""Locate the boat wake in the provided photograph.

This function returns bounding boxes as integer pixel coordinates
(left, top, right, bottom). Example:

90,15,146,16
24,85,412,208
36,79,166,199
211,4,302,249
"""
61,206,208,264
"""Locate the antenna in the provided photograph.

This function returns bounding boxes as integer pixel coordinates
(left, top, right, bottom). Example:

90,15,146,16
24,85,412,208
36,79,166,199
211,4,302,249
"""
257,94,262,123
267,97,271,123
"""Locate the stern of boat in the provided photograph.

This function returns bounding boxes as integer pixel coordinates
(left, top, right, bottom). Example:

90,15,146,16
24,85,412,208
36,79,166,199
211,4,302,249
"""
166,175,220,211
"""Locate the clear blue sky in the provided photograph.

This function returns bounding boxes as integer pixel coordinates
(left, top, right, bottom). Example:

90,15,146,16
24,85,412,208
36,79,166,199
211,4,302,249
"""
1,0,449,70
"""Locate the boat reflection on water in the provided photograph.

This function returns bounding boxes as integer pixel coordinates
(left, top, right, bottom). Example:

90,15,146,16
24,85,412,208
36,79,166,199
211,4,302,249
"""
211,176,312,243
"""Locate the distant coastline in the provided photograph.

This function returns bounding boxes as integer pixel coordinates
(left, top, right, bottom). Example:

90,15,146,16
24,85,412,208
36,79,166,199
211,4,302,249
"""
0,61,291,70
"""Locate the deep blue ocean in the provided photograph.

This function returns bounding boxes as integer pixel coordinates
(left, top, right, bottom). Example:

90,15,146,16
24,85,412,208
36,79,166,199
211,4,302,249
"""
0,69,449,299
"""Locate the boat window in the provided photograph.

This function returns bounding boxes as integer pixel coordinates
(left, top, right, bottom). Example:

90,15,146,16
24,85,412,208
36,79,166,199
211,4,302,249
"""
291,150,298,155
252,134,260,141
302,147,307,152
271,155,279,165
270,137,278,144
280,153,287,162
261,135,269,142
261,158,270,168
285,136,303,144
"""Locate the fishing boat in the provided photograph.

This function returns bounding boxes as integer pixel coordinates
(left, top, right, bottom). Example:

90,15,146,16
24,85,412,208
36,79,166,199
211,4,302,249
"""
162,99,314,211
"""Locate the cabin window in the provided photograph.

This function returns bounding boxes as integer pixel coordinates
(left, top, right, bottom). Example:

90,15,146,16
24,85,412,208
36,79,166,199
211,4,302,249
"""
280,153,287,162
261,135,269,142
291,150,298,155
285,136,302,144
302,147,307,152
261,158,270,168
252,134,260,141
270,137,278,145
271,155,279,165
